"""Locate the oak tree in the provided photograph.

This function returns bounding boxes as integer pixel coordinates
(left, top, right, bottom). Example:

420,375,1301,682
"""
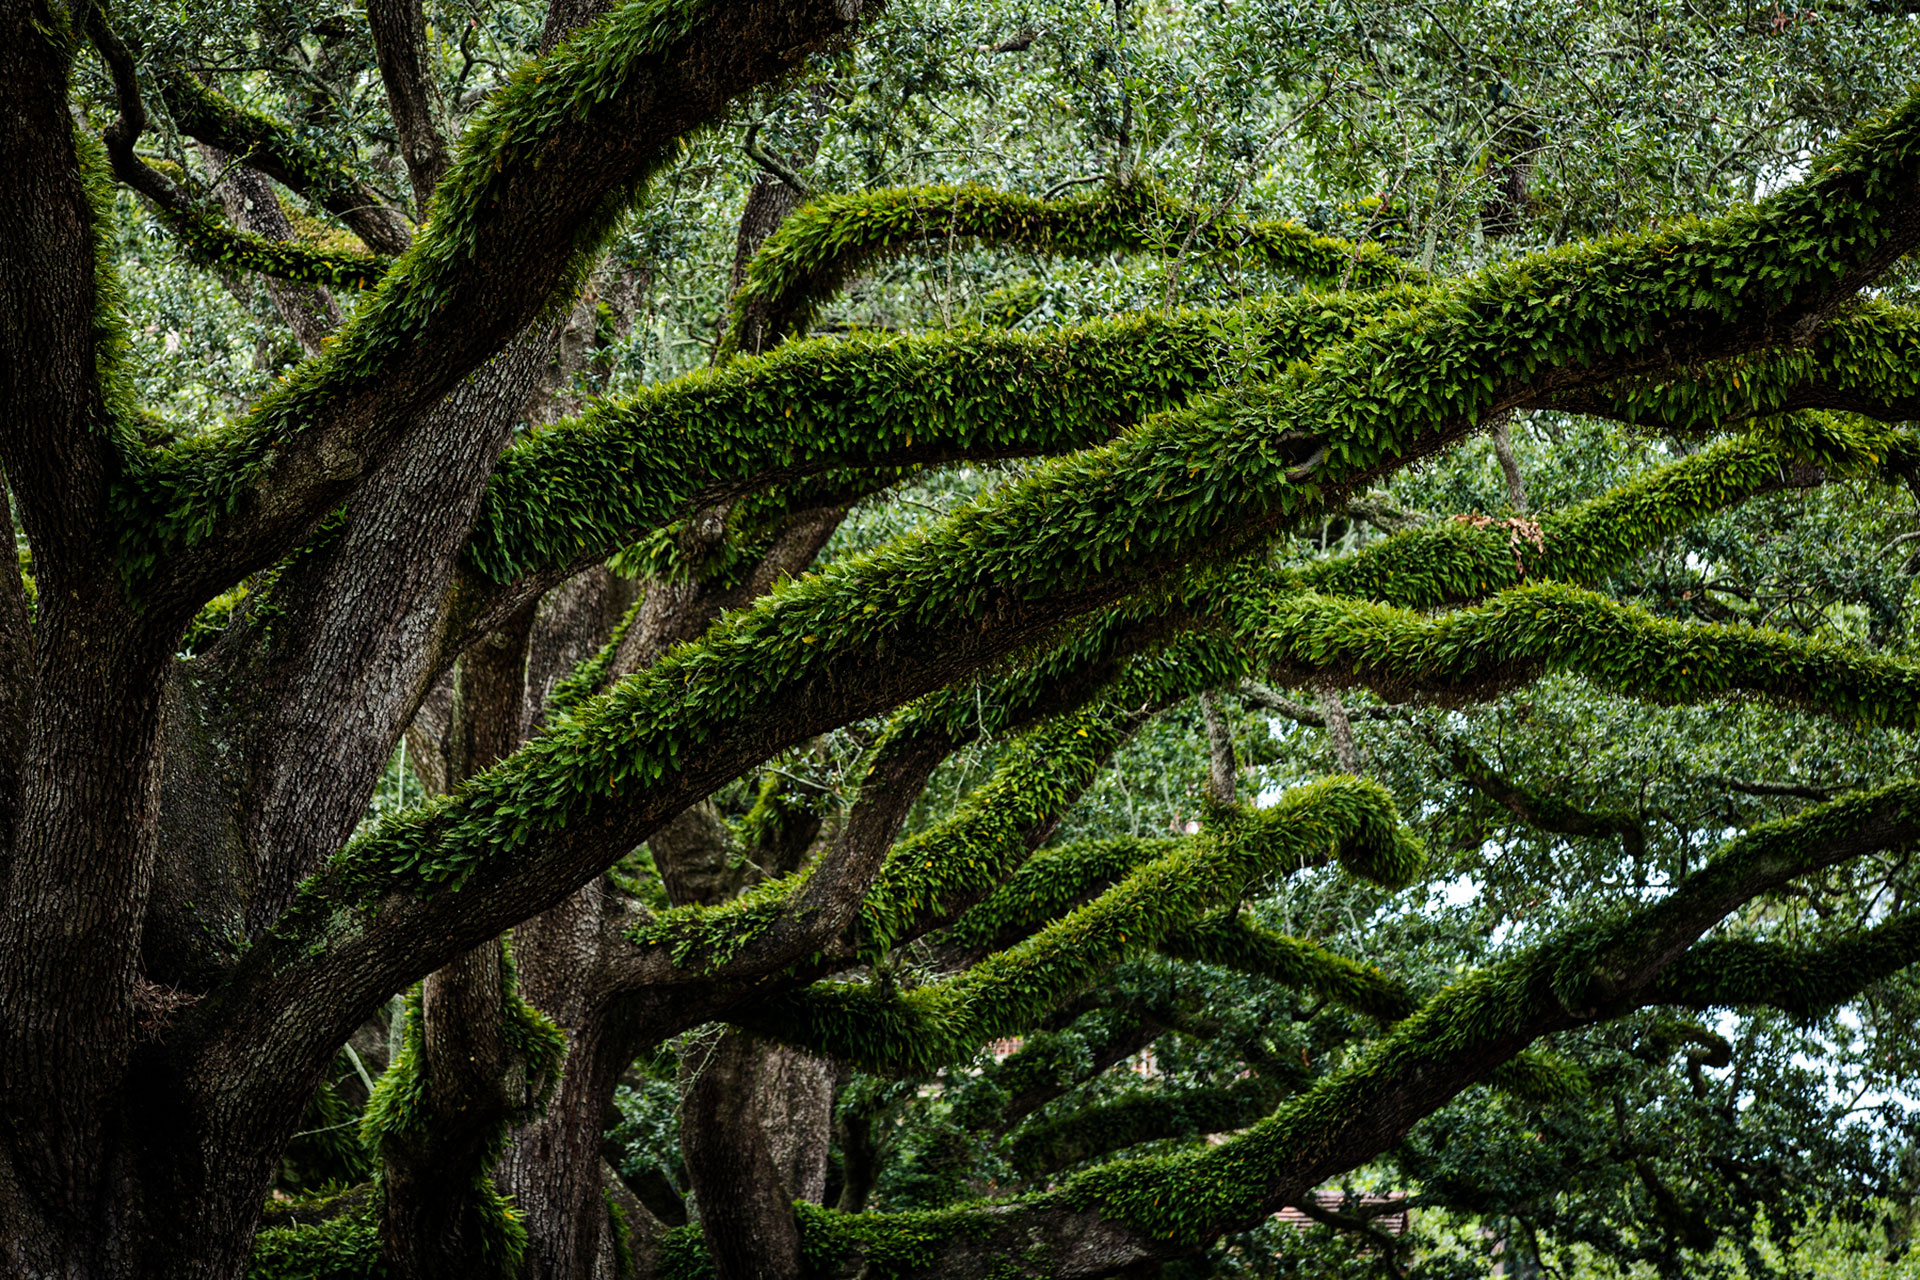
8,0,1920,1277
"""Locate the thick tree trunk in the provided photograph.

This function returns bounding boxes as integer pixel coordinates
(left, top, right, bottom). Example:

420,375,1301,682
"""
679,1031,810,1280
379,604,542,1277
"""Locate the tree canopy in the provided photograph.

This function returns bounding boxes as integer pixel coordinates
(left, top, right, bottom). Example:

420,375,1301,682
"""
7,0,1920,1278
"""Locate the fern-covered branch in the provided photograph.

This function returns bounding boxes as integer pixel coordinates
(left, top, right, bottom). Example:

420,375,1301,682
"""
1644,912,1920,1017
467,291,1399,582
751,782,1920,1278
731,777,1419,1075
190,90,1920,1120
1160,914,1418,1023
1261,581,1920,726
717,181,1423,358
1297,418,1899,610
155,69,416,255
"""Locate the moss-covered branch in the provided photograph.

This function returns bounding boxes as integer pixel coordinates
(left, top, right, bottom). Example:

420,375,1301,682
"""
730,777,1419,1075
1537,301,1920,432
142,183,391,290
933,844,1417,1029
466,291,1402,582
716,781,1920,1278
155,69,415,255
1440,736,1646,861
1644,912,1920,1017
1296,419,1898,610
717,181,1423,358
1007,1076,1286,1177
1261,581,1920,727
1160,914,1418,1023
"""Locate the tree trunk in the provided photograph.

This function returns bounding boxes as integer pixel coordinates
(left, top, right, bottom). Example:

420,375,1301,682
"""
679,1031,811,1280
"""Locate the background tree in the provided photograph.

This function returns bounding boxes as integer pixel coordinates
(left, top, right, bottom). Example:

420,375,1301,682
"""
10,1,1920,1279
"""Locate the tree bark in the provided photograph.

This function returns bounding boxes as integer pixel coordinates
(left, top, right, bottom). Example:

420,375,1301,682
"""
197,144,344,356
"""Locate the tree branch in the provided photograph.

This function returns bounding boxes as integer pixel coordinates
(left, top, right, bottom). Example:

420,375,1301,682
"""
365,0,452,217
717,181,1424,358
1263,582,1920,730
129,0,878,612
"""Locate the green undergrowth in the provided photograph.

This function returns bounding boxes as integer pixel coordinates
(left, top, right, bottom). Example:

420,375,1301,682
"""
247,1197,385,1280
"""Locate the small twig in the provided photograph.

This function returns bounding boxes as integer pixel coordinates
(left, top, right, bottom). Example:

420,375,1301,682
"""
742,122,811,198
1041,173,1106,200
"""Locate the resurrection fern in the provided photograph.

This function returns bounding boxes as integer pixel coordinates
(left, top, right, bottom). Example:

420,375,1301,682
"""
717,181,1426,358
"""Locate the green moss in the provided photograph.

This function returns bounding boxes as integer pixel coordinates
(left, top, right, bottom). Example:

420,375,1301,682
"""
147,197,390,290
1161,916,1417,1023
735,777,1418,1075
247,1196,385,1280
1260,580,1920,727
1299,417,1911,610
718,180,1424,358
466,291,1400,584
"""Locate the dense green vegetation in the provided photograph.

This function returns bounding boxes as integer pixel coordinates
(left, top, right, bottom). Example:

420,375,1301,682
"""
9,0,1920,1277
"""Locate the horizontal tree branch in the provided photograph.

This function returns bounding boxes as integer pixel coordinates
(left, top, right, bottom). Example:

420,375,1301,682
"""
1295,421,1873,610
464,291,1397,582
1261,581,1920,728
1644,911,1920,1017
717,180,1425,358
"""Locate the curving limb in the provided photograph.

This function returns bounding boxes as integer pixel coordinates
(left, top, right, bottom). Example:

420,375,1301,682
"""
465,290,1400,583
716,181,1424,358
1644,911,1920,1018
1160,914,1418,1024
1260,581,1920,727
1438,735,1647,863
728,777,1419,1076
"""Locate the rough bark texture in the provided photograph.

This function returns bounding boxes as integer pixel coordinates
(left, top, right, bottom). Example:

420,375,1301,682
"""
365,0,451,217
8,0,1920,1273
198,144,344,356
680,1030,809,1280
723,177,807,356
